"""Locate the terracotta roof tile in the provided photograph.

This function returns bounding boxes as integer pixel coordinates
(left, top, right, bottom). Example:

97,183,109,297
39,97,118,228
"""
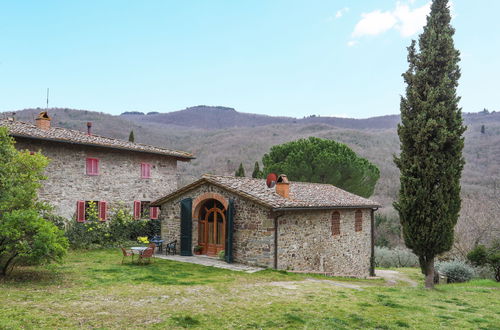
152,174,380,209
0,119,194,160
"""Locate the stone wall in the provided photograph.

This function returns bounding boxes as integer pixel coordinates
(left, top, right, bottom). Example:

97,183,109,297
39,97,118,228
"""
277,209,372,277
159,183,275,268
15,138,179,219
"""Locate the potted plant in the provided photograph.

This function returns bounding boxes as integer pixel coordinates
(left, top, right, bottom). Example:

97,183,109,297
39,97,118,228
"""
137,236,149,246
193,245,203,255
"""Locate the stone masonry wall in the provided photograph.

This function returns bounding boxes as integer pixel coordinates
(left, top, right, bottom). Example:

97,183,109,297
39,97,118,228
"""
159,183,275,268
277,209,372,277
15,138,179,219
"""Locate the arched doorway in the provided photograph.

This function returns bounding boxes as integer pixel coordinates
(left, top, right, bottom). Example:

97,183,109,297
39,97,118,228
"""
197,199,226,256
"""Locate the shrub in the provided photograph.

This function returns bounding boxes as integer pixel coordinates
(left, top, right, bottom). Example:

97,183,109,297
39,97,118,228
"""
218,250,225,260
375,214,402,248
375,247,419,268
0,127,68,275
43,212,68,231
0,209,68,275
436,260,475,283
467,240,500,282
65,204,158,249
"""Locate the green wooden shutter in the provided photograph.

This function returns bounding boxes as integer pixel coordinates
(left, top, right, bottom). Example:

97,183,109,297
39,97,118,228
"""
180,198,193,256
225,198,235,263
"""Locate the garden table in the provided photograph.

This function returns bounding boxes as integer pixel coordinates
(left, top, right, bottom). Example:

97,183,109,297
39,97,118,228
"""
131,247,148,255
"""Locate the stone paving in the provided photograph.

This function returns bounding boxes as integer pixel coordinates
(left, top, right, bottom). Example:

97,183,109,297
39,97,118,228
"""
155,254,264,273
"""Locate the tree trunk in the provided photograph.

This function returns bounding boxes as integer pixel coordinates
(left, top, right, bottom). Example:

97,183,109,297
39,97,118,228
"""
424,258,435,289
1,253,18,276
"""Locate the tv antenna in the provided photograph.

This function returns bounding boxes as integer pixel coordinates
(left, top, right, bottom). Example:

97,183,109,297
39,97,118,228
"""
46,88,49,109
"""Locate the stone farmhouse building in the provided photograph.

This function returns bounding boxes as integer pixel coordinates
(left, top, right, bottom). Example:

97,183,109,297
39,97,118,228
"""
152,174,380,277
0,112,194,221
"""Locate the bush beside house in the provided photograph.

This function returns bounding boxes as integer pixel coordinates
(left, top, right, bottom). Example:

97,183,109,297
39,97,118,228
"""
0,127,68,276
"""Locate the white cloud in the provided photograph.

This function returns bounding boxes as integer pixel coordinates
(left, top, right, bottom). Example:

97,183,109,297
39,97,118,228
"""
335,7,350,19
352,10,398,37
347,40,358,47
393,2,431,37
351,1,431,38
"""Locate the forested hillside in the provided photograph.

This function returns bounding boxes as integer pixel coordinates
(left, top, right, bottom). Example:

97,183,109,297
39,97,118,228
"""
3,106,499,253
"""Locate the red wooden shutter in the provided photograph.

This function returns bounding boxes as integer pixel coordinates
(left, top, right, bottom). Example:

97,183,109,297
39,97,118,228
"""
146,164,151,178
150,206,159,219
77,200,85,222
133,200,141,220
86,158,92,175
98,201,107,221
94,158,99,175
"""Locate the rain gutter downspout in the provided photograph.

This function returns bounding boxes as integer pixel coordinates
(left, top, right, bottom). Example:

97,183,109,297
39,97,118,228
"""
273,211,285,270
370,207,379,277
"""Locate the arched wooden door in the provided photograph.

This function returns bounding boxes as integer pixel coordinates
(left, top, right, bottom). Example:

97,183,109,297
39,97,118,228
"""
197,200,226,256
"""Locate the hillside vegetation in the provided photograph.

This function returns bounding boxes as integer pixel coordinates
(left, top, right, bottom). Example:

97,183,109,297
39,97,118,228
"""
2,107,499,253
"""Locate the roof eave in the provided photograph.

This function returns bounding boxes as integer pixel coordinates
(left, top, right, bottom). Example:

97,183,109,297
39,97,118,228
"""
11,134,195,161
272,205,381,212
151,177,275,209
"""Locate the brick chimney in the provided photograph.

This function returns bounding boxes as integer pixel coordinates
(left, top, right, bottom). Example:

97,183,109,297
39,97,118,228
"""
35,111,51,130
276,174,290,199
87,122,92,136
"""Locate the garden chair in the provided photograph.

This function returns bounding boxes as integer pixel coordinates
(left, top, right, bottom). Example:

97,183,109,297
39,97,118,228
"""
120,247,134,264
138,247,155,264
166,240,177,255
149,236,163,252
147,243,156,257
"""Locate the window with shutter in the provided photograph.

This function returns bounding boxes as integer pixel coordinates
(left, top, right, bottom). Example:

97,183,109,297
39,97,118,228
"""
133,200,141,220
331,211,340,236
76,200,85,222
141,163,151,178
355,210,363,232
140,201,151,218
99,201,107,221
150,206,159,219
86,158,99,176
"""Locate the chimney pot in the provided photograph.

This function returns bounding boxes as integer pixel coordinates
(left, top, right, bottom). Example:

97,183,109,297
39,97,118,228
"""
35,111,51,130
275,174,290,199
87,122,92,135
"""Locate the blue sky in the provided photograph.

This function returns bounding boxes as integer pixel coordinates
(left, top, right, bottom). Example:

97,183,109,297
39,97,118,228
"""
1,0,498,118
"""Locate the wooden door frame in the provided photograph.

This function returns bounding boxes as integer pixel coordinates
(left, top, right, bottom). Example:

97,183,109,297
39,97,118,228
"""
197,199,226,256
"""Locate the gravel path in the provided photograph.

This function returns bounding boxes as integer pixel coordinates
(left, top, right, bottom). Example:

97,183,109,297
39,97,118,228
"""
156,254,264,273
375,269,418,287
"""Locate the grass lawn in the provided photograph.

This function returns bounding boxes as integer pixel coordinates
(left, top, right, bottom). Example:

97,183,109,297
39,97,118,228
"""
0,249,499,329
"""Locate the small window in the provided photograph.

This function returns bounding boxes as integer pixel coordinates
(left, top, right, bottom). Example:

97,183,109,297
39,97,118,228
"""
355,210,363,232
86,158,99,176
77,200,107,221
140,201,151,218
141,163,151,178
331,211,340,236
134,200,152,219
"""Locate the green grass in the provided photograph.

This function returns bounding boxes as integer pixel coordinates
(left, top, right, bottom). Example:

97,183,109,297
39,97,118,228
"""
1,249,499,329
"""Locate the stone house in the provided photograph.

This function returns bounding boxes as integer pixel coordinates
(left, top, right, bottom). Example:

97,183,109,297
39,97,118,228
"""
152,174,380,277
0,112,194,220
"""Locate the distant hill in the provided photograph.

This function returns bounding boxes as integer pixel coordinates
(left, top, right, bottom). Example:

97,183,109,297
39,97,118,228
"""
120,105,402,130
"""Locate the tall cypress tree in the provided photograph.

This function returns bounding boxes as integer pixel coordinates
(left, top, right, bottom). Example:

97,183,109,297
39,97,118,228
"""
252,161,262,178
235,163,245,177
128,130,135,143
394,0,465,288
